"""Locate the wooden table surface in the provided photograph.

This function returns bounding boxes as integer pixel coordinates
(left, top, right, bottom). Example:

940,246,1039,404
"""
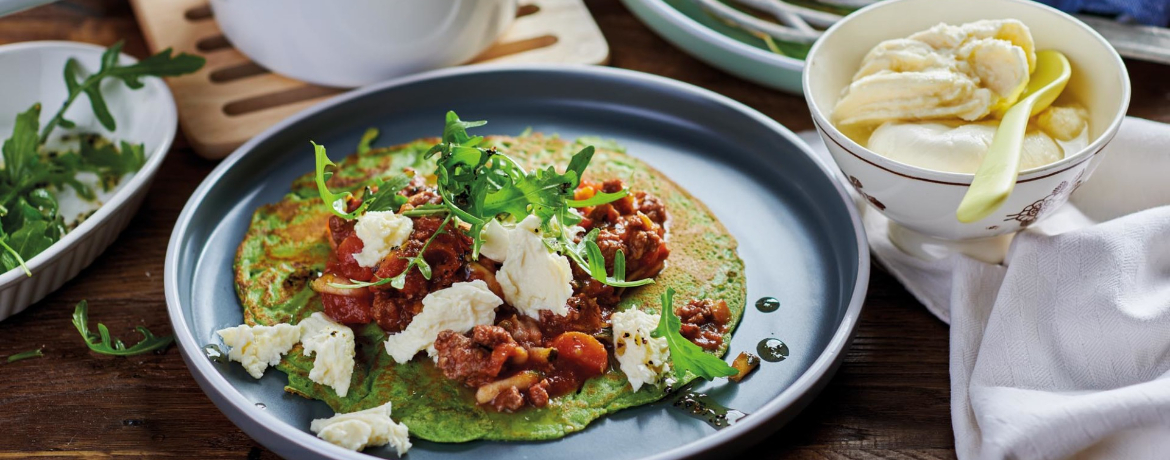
0,1,1166,459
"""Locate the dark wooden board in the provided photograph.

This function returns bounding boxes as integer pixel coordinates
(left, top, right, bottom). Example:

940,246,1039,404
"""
1,1,1167,458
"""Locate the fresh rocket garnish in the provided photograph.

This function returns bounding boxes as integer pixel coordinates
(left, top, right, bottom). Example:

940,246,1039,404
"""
313,142,411,219
72,300,174,356
566,190,628,208
652,288,737,381
425,111,645,288
317,111,649,289
560,228,652,288
0,42,204,277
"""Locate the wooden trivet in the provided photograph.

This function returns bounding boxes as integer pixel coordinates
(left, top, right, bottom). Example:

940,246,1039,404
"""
129,0,610,159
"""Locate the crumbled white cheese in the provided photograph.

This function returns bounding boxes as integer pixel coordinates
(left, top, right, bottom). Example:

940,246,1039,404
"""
383,280,503,364
565,224,586,241
353,210,413,268
479,219,511,262
611,308,671,391
299,312,356,397
496,215,573,318
310,402,411,455
216,323,302,379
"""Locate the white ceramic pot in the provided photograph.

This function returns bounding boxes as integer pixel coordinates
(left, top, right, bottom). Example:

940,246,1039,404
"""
803,0,1130,242
210,0,518,88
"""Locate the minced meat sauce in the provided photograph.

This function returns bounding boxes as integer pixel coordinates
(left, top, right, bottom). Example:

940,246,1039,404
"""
314,176,721,411
676,298,733,351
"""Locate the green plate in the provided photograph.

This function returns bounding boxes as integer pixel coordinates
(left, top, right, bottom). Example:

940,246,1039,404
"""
622,0,808,93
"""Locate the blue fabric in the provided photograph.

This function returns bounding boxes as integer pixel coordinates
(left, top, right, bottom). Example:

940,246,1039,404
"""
1036,0,1170,26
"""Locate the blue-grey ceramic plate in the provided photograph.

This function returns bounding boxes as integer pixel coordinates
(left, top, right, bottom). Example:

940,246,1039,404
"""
164,65,868,460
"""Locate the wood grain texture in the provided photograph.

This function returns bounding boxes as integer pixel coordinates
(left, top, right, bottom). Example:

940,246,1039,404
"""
0,0,1167,459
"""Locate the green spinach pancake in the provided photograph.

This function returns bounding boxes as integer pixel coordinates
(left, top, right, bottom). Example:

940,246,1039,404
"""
226,113,747,450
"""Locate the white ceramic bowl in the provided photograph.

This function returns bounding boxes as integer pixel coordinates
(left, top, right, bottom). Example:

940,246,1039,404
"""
210,0,518,88
804,0,1130,242
0,42,176,320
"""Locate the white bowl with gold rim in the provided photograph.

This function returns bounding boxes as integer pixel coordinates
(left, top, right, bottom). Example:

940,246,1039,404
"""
803,0,1129,255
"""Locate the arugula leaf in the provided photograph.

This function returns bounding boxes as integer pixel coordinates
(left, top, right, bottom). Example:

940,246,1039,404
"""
45,41,205,139
563,145,593,188
38,136,149,203
2,104,41,187
6,348,43,363
566,189,628,208
82,84,115,133
400,203,449,217
559,228,652,288
357,127,379,154
313,141,413,219
25,188,59,217
313,141,362,219
77,138,146,178
0,237,29,276
107,45,206,87
72,300,174,356
7,221,55,261
652,288,738,380
388,214,454,287
481,165,575,222
363,175,411,213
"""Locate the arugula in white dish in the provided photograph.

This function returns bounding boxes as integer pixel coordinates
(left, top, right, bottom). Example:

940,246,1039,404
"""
0,41,204,276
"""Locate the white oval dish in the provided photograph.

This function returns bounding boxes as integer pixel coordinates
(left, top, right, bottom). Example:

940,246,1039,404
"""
803,0,1130,242
209,0,518,88
0,41,177,320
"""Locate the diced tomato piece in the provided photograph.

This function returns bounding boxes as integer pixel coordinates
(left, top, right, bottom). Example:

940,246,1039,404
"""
550,331,608,377
335,235,373,282
322,293,373,324
375,249,409,279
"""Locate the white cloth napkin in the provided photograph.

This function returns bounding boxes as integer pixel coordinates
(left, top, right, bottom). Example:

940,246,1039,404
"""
800,116,1170,460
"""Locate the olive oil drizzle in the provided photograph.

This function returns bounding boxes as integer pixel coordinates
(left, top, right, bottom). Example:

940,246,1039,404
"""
672,391,749,429
755,296,780,313
757,338,789,362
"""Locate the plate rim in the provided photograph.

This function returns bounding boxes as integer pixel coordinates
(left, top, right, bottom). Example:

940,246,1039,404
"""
164,63,869,460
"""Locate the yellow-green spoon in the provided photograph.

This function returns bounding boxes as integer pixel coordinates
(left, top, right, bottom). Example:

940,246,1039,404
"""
956,50,1071,223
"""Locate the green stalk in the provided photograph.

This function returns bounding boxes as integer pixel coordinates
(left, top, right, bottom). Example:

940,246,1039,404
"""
0,239,30,276
38,88,83,145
